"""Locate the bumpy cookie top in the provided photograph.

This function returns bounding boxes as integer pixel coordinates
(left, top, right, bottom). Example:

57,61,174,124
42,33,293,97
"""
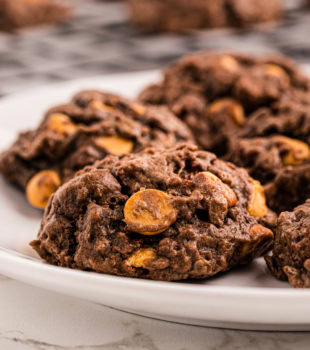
0,90,193,208
145,52,308,105
128,0,283,32
31,144,273,281
240,95,310,144
139,52,310,154
228,136,310,185
264,162,310,214
265,200,310,288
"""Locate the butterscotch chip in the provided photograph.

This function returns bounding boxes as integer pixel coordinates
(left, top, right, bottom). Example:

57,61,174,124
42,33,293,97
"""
124,189,178,235
219,55,240,72
126,248,157,268
26,170,61,209
264,64,289,83
247,179,268,218
47,113,77,136
277,136,310,166
249,224,273,239
241,224,273,257
95,136,134,156
132,103,146,115
208,98,245,126
90,100,115,112
241,242,250,257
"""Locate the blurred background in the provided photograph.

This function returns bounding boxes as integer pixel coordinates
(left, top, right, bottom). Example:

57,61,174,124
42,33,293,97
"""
1,0,310,97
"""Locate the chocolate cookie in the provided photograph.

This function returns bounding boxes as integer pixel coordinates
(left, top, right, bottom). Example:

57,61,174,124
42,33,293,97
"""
139,52,310,155
227,135,310,213
240,94,310,145
0,0,71,32
226,88,310,212
265,200,310,288
31,144,274,281
127,0,283,33
228,136,309,184
0,90,193,209
264,162,310,214
139,52,310,213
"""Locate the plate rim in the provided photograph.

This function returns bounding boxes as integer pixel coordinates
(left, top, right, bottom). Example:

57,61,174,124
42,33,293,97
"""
0,246,308,298
0,71,309,298
1,71,310,330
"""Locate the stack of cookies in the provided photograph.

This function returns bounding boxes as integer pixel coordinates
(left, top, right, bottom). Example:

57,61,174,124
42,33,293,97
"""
1,51,309,287
139,52,310,213
140,51,310,287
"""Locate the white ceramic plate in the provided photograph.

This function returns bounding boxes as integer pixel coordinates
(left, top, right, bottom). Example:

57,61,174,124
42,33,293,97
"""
0,71,310,331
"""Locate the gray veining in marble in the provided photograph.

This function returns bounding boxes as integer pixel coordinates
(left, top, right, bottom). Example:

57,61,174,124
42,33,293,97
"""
0,331,159,350
0,278,309,350
1,0,310,349
0,0,310,97
0,275,10,281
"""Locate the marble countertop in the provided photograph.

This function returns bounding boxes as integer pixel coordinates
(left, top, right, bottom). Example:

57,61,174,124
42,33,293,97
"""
1,0,310,97
0,276,310,350
1,0,310,348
